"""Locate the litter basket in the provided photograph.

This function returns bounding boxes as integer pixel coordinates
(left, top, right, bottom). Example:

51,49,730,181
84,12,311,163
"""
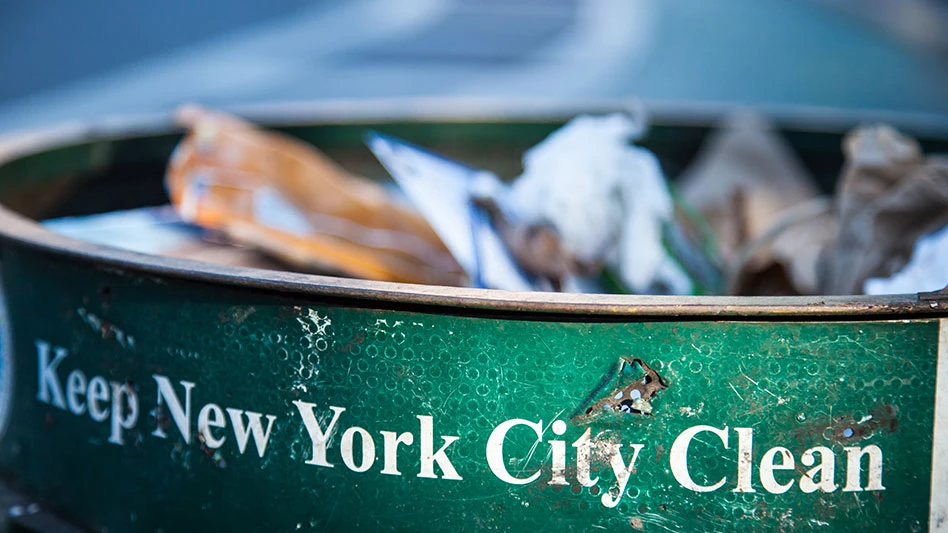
0,101,947,531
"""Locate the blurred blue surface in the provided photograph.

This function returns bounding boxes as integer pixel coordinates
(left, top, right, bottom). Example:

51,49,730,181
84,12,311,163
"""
0,0,946,132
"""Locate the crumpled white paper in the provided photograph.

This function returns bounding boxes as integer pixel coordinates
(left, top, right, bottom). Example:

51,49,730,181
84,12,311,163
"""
509,113,692,294
863,224,948,295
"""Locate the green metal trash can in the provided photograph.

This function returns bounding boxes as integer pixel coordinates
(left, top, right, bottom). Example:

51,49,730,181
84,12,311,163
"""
0,102,946,532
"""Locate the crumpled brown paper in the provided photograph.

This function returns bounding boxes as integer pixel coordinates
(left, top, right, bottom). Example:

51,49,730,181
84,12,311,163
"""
165,106,463,286
677,114,830,295
819,124,948,295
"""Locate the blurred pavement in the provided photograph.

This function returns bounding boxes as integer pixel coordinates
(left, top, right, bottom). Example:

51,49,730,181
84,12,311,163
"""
1,0,947,132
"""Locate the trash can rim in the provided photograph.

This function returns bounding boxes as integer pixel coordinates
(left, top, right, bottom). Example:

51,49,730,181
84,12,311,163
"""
0,100,944,319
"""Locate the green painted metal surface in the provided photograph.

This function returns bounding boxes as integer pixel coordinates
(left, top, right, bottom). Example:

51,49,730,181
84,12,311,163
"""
0,111,946,530
0,244,938,531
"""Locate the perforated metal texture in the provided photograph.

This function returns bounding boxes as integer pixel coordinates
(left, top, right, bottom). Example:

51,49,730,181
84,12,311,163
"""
0,245,938,532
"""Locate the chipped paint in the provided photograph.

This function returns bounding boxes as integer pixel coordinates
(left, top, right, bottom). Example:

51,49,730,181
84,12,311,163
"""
292,308,332,385
574,358,668,420
221,306,256,325
77,307,135,349
298,309,332,341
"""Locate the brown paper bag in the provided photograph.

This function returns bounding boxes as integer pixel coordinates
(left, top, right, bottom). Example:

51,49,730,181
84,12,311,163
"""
819,124,948,295
166,106,463,286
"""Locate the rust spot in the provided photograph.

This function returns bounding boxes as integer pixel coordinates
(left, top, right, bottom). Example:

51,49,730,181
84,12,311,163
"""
574,358,668,421
97,318,115,340
629,517,645,530
153,404,172,432
828,404,899,442
869,403,899,433
755,500,769,518
654,444,665,463
99,284,112,308
219,306,256,325
793,402,899,446
338,331,367,354
196,433,228,469
549,497,571,512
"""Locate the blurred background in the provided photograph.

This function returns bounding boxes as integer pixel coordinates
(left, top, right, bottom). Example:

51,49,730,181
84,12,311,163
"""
1,0,948,132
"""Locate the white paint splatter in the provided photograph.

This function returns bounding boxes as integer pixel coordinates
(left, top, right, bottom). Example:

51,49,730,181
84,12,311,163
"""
679,402,705,417
294,309,332,382
299,309,332,339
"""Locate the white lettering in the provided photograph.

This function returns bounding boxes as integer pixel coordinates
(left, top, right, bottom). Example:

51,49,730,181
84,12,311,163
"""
759,447,794,494
107,381,138,445
151,375,195,443
380,430,414,475
487,419,542,485
734,427,756,493
293,401,345,467
417,415,461,480
572,428,599,487
65,370,87,415
198,403,227,449
601,443,645,508
35,340,67,409
87,376,109,422
549,420,568,486
341,427,376,473
799,446,838,493
226,408,277,458
843,445,885,491
670,425,728,492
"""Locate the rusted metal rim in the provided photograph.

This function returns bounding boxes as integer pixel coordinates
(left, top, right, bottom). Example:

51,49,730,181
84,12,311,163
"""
0,99,945,319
